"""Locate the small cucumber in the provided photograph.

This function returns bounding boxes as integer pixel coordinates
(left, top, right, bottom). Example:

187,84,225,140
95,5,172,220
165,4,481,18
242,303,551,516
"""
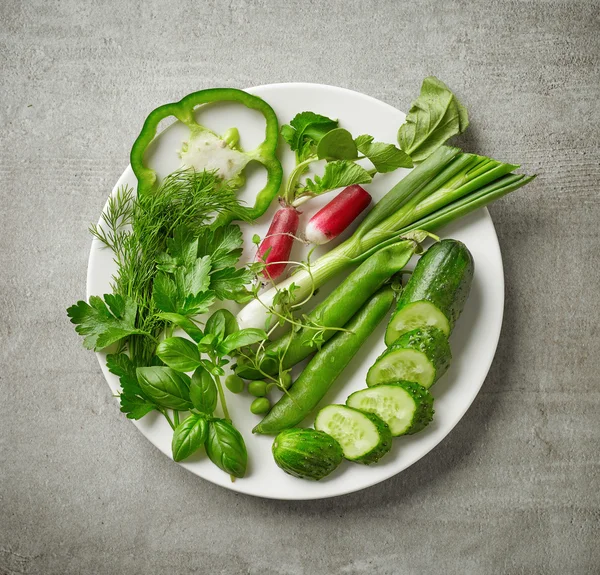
346,381,434,436
314,405,392,465
385,239,473,345
367,327,451,389
272,428,344,481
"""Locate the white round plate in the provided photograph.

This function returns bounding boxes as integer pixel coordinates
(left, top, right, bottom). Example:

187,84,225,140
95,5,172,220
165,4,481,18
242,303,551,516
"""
88,83,504,500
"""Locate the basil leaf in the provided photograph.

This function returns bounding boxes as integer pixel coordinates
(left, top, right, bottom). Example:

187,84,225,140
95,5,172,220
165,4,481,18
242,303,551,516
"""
136,366,192,410
316,128,358,160
205,309,239,342
189,366,218,414
303,161,372,196
218,328,268,355
397,76,469,162
172,414,208,462
205,419,247,478
156,313,203,342
355,134,413,172
156,337,201,372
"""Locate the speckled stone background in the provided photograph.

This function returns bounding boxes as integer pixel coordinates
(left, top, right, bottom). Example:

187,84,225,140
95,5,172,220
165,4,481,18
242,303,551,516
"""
1,1,599,573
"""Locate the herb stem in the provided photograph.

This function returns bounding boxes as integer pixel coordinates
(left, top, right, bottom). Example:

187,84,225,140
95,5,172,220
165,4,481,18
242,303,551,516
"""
173,410,180,427
161,409,176,430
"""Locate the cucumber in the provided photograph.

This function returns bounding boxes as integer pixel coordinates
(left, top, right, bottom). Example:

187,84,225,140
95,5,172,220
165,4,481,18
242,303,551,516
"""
367,327,451,389
346,381,434,436
314,405,392,464
272,428,344,481
385,239,473,345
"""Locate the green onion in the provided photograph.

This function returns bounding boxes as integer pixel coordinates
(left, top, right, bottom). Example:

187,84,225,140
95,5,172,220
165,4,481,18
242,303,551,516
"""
237,149,535,329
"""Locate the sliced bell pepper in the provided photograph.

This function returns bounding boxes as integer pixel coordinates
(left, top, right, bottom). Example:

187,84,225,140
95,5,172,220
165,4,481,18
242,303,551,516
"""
130,88,283,224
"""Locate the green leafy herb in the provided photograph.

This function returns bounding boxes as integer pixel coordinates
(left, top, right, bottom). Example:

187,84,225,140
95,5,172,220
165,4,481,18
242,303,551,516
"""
205,309,239,343
355,134,413,172
205,418,248,478
189,366,218,414
217,328,269,355
155,337,202,372
67,294,148,351
316,128,358,160
136,366,192,410
303,161,372,196
281,111,338,162
397,76,469,162
172,414,208,462
155,313,204,342
197,225,244,271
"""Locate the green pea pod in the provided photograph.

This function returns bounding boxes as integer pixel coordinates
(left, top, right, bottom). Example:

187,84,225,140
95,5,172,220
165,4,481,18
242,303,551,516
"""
130,88,283,224
253,286,395,435
236,240,417,380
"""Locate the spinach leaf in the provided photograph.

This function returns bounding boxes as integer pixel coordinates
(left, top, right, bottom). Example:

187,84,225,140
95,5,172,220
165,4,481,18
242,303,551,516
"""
136,366,192,410
189,366,218,414
156,337,201,372
316,128,358,160
355,134,413,172
172,414,208,462
303,160,372,196
217,328,268,355
205,419,247,478
397,76,469,162
66,294,147,350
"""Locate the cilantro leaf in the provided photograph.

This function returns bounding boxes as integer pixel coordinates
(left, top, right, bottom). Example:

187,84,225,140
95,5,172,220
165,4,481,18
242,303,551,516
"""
67,294,146,351
210,267,253,301
303,161,372,196
355,134,413,172
106,353,157,420
196,225,243,271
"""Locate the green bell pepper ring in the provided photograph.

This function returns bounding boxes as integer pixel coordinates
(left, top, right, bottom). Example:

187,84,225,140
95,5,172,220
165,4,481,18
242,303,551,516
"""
130,88,283,224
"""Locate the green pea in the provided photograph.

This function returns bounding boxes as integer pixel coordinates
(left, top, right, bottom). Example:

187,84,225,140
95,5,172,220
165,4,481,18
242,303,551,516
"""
225,374,244,394
250,397,271,415
248,380,267,397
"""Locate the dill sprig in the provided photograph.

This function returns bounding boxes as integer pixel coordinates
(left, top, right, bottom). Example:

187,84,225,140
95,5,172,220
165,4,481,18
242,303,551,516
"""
91,168,244,364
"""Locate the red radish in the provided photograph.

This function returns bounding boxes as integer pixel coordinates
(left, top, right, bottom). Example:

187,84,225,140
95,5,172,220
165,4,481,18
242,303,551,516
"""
305,185,372,245
256,206,300,280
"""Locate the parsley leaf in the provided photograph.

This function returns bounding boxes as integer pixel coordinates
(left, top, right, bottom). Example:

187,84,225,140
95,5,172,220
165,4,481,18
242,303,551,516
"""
355,134,413,172
197,225,243,271
303,160,372,196
106,353,157,420
210,267,253,301
67,294,147,351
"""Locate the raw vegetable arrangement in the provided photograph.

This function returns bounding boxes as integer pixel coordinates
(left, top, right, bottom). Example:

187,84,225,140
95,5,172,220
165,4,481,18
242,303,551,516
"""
68,77,534,484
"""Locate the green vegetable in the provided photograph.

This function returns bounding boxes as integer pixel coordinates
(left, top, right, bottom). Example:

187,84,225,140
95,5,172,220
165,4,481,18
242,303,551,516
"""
355,134,412,172
248,381,267,398
272,428,344,480
156,337,201,372
316,128,358,160
250,397,271,415
367,327,451,389
253,286,395,435
386,239,474,344
205,419,248,478
225,374,244,394
136,366,192,410
189,366,218,414
398,76,469,162
237,145,534,331
314,405,392,464
130,88,283,224
236,240,419,380
346,381,434,436
67,294,149,351
172,414,208,462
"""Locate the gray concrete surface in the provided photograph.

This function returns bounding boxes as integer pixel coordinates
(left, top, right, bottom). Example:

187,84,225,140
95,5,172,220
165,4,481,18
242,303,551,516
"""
1,0,599,573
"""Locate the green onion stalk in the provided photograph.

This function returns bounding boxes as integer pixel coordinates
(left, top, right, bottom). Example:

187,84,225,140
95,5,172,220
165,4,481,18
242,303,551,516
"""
237,146,535,329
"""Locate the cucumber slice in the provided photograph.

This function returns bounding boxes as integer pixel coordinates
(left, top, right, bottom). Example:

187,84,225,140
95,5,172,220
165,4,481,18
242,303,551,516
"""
346,381,434,436
314,405,392,464
385,300,450,346
367,327,451,389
